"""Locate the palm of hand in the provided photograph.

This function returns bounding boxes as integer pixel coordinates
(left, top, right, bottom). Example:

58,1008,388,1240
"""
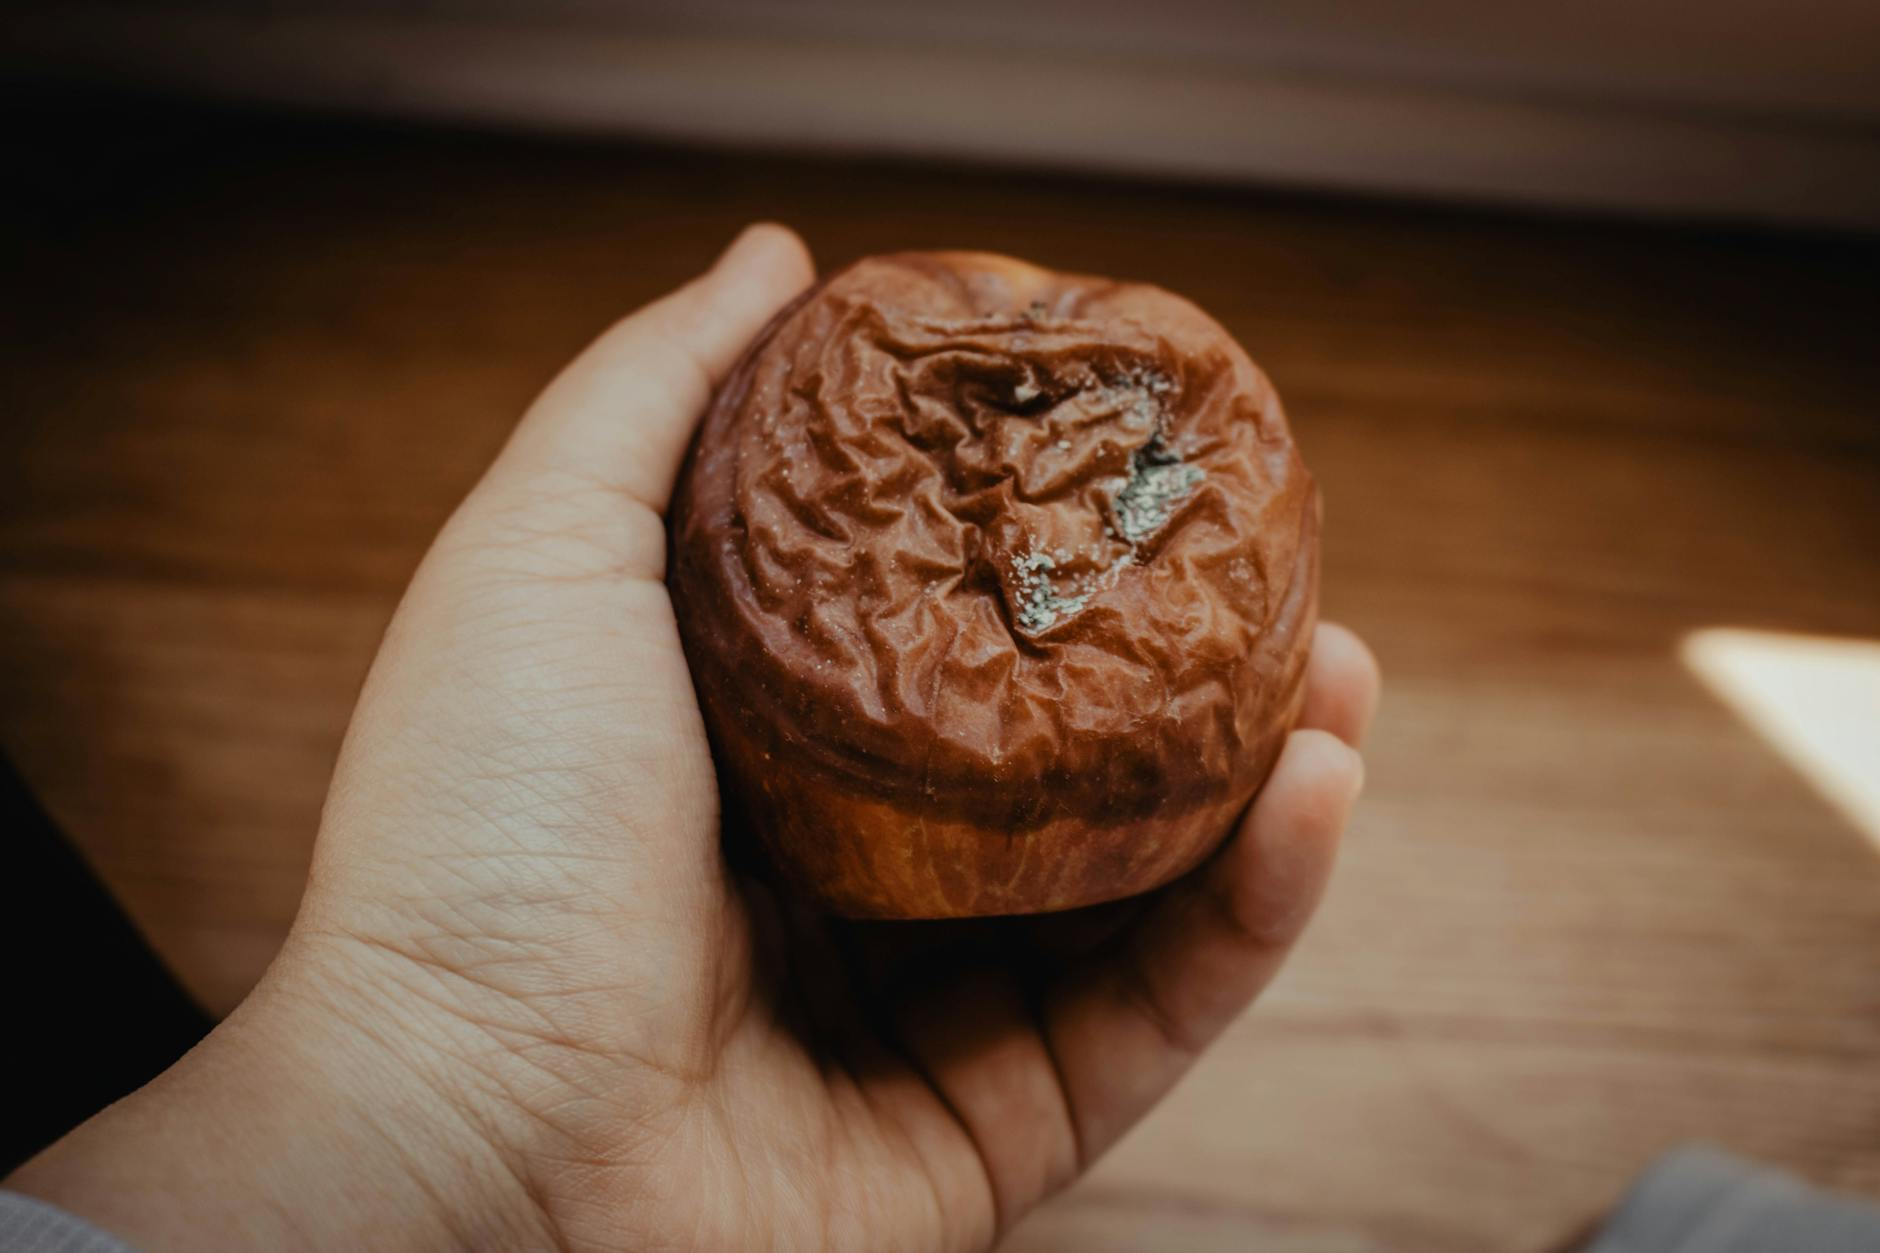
294,226,1376,1253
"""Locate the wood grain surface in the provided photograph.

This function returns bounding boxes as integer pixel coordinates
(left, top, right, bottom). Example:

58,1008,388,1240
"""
3,100,1878,1251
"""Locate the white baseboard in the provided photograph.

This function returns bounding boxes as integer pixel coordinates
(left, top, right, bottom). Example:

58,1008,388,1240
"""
8,6,1879,230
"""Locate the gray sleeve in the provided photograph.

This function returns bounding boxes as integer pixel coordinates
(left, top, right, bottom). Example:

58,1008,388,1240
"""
0,1194,135,1253
1586,1145,1880,1253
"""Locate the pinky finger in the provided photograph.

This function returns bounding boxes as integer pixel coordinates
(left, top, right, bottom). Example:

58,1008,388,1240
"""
1037,729,1364,1169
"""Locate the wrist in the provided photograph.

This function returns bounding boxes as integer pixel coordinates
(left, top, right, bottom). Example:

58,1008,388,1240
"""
7,945,559,1252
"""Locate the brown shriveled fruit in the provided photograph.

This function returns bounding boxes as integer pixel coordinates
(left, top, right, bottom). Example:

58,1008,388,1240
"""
669,251,1318,918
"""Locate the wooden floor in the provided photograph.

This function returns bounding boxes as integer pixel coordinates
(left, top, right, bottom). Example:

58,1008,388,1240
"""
4,102,1878,1252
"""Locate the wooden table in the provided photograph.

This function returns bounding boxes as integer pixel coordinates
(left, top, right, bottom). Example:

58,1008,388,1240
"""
4,101,1878,1252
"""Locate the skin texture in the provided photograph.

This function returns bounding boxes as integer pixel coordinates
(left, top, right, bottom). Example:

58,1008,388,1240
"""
6,225,1379,1253
672,252,1321,917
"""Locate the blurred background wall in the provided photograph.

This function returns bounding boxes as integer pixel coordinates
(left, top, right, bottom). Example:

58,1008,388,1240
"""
7,0,1880,230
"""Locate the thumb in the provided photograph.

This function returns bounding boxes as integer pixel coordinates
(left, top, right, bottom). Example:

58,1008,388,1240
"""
482,222,815,517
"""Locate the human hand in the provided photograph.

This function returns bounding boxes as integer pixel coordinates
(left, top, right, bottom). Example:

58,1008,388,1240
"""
9,225,1380,1252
